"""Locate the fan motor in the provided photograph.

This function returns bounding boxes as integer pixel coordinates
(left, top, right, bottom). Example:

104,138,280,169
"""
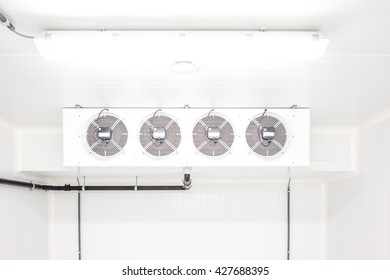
97,127,112,144
140,114,181,157
193,114,234,157
260,126,275,141
245,114,287,157
152,126,166,141
86,114,128,157
207,127,221,142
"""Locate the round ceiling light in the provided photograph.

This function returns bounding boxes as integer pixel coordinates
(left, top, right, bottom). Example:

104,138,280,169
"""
172,61,197,73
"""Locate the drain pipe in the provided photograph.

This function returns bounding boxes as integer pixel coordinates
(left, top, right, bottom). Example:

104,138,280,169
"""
287,171,291,260
76,177,83,260
77,190,81,260
0,178,188,191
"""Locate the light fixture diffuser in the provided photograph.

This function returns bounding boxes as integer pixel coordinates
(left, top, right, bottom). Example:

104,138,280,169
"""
34,30,329,66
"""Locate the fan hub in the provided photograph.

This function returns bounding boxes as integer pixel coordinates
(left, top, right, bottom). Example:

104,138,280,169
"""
260,126,275,141
152,126,166,141
86,114,128,157
97,127,112,144
207,126,221,141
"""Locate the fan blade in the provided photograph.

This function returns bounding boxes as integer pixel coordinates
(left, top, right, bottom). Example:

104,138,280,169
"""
219,120,228,129
110,119,120,130
219,139,230,151
165,139,177,151
251,141,261,151
198,119,208,129
273,139,284,150
91,120,100,129
90,140,100,150
145,120,153,128
110,139,123,151
197,139,208,151
143,140,154,150
165,119,174,130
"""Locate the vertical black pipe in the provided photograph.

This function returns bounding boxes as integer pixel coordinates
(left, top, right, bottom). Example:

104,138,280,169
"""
78,191,81,260
287,177,291,260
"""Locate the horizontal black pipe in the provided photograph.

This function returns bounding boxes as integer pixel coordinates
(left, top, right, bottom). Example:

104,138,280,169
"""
0,178,185,191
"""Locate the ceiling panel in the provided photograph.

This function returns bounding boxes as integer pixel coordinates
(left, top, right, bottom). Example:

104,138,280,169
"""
0,0,390,127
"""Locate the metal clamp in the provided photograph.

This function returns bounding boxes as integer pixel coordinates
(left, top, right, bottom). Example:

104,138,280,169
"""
30,182,35,191
134,176,138,191
182,169,192,190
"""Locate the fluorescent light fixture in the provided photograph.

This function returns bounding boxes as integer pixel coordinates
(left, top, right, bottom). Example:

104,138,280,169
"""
34,31,329,65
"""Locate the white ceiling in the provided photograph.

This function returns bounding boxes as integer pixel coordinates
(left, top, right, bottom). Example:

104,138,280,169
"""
1,0,390,127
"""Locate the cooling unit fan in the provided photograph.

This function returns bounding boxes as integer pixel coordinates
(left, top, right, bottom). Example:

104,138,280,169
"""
192,109,234,157
245,110,287,157
86,109,128,157
139,109,181,157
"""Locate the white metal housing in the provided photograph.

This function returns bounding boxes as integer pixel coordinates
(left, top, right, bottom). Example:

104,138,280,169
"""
63,108,310,167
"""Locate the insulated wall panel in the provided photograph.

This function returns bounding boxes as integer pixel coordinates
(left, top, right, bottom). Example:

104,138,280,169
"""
50,181,324,260
0,125,49,260
327,120,390,259
0,186,49,259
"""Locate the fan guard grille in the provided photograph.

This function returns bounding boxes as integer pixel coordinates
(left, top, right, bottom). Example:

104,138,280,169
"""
139,114,181,157
246,114,287,157
86,115,128,157
193,115,234,156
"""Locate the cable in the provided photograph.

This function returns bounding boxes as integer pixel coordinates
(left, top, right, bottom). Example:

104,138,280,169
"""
97,108,109,119
207,108,214,118
150,109,163,145
0,12,34,39
258,108,268,131
96,109,110,144
151,109,161,125
204,109,217,143
258,108,271,147
260,141,271,147
12,30,34,39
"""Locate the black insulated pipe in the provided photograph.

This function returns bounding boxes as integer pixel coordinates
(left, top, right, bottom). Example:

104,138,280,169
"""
287,177,291,260
0,11,34,39
76,177,82,260
78,191,82,260
0,178,186,191
0,13,7,23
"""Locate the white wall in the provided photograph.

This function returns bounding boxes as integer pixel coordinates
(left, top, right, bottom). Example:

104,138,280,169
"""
3,121,364,260
0,186,49,259
290,182,326,259
0,124,49,259
0,124,14,178
49,181,324,260
327,120,390,259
